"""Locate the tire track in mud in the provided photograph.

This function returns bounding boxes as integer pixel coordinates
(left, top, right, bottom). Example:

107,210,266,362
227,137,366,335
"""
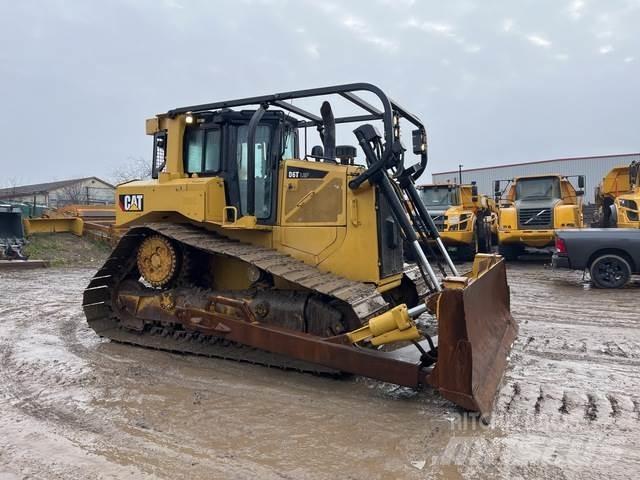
0,315,107,436
495,261,640,438
0,270,235,479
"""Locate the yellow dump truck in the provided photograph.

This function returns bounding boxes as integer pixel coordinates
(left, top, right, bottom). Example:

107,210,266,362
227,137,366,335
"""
594,160,640,228
416,182,497,259
494,174,585,260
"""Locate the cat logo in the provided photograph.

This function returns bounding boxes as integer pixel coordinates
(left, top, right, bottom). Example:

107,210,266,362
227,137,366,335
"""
119,194,144,212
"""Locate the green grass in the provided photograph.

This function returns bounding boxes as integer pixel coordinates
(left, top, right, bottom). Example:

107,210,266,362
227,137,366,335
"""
23,233,111,267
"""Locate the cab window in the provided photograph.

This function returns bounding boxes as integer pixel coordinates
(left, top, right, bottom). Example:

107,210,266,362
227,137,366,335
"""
237,124,273,219
282,129,296,159
184,128,221,174
419,187,459,207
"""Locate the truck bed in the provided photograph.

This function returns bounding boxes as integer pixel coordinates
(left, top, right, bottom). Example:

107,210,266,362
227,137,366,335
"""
552,228,640,272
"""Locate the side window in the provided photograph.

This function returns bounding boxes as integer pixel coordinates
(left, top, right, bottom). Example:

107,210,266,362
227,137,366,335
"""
205,130,221,172
152,131,167,179
282,130,296,159
184,128,221,174
185,129,203,174
237,124,273,219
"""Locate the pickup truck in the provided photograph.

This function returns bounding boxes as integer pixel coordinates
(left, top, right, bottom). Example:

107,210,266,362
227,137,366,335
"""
552,228,640,288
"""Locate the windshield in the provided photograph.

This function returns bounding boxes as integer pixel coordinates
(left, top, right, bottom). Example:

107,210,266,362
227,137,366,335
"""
419,186,459,208
515,177,561,200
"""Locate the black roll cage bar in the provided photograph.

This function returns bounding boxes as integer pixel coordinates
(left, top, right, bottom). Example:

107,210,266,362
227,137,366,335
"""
167,82,428,182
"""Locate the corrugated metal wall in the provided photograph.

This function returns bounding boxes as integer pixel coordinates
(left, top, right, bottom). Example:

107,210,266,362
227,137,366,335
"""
430,153,640,204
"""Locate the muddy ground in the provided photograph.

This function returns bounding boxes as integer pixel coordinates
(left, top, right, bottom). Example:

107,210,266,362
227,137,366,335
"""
0,258,638,479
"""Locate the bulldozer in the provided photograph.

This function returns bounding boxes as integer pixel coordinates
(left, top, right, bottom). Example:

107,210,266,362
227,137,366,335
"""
494,174,585,260
594,160,640,228
415,182,497,260
83,84,517,417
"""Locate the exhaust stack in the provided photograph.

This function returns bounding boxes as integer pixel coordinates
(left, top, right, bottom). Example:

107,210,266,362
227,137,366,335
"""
320,101,336,161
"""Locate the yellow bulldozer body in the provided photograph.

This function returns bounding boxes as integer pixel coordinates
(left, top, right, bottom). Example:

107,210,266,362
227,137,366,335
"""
83,83,517,418
118,158,400,290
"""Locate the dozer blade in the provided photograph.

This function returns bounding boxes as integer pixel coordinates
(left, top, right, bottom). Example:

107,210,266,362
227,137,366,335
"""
23,217,84,236
428,255,517,417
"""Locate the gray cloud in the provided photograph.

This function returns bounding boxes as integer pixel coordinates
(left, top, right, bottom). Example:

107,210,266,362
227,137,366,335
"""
1,0,639,184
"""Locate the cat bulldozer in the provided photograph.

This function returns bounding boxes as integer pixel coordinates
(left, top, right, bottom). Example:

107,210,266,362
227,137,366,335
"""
594,160,640,228
83,84,517,417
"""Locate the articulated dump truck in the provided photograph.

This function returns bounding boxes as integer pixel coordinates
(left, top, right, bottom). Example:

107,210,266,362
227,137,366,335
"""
494,174,585,260
594,160,640,228
82,84,517,417
415,182,497,260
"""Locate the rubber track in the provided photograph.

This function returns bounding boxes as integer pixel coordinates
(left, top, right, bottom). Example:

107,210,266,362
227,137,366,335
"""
82,223,397,374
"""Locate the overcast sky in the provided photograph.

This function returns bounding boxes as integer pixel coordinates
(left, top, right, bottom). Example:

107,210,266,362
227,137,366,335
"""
1,0,639,185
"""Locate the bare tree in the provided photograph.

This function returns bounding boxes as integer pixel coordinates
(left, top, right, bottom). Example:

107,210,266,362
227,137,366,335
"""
59,182,85,206
111,156,153,185
1,177,21,190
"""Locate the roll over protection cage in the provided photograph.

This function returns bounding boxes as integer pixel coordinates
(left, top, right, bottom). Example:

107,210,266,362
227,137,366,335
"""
167,83,458,289
167,83,427,179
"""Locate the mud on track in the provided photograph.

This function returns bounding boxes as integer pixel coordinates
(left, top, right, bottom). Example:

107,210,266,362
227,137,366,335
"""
0,263,638,479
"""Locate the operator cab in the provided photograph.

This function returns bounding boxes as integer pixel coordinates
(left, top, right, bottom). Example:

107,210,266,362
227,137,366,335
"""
179,109,300,223
153,103,363,226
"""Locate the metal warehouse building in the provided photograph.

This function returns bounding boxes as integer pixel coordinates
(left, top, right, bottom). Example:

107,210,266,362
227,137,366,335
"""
431,152,640,204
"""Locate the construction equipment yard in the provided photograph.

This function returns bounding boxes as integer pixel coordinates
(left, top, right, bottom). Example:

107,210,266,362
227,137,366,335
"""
3,1,640,478
0,253,637,480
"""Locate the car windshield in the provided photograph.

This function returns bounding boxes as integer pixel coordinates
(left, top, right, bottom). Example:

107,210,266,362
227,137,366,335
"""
419,186,459,207
515,177,561,200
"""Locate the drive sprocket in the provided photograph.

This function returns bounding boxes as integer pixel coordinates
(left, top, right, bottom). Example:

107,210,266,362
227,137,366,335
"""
136,234,178,287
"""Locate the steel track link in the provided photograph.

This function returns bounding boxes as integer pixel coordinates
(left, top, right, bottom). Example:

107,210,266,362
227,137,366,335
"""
82,223,399,374
146,222,389,320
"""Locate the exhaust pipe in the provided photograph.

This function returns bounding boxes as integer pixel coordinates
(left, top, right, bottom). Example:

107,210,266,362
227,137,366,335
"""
320,101,336,161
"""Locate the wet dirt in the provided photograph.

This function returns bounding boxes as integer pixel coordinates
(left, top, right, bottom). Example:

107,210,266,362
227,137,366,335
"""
0,263,638,479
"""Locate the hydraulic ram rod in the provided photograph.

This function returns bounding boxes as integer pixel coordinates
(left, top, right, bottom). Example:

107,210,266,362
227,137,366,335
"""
401,180,459,277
